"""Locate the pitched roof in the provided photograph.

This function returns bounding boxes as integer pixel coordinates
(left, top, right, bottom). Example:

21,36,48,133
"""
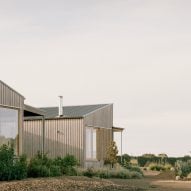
38,104,110,119
0,80,25,99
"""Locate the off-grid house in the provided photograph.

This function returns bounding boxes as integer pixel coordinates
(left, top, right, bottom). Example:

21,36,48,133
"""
24,100,124,167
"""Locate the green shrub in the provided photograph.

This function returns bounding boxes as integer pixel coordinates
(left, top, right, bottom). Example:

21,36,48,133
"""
53,155,78,176
0,144,27,181
83,166,143,179
28,153,79,178
12,155,28,180
149,163,165,171
49,165,62,177
97,168,111,179
83,167,95,178
175,160,191,178
28,152,57,177
123,161,143,175
130,171,143,179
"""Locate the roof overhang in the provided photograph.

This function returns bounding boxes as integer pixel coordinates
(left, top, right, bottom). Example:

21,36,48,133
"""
24,104,45,117
112,126,124,132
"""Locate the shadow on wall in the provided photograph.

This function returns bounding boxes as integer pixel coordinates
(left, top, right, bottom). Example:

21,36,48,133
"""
22,132,84,165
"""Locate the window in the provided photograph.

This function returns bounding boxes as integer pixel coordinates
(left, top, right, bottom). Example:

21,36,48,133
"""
0,107,18,153
86,127,97,160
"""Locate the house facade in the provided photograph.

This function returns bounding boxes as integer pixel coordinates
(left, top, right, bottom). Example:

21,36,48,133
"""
23,104,122,167
0,80,124,167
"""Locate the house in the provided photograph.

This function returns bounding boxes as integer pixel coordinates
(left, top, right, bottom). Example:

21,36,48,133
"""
24,100,124,167
0,80,124,167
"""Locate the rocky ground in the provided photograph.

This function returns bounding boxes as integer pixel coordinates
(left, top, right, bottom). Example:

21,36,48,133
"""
0,172,191,191
0,176,143,191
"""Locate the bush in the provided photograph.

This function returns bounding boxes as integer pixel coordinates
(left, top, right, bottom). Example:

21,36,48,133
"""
97,168,111,179
28,153,78,178
82,166,143,179
53,154,78,176
83,167,95,178
0,144,27,181
175,160,191,178
123,161,143,175
148,163,165,171
12,155,28,180
27,152,61,177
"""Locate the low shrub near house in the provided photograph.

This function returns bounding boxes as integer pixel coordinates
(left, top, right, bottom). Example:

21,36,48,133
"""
0,144,27,181
28,153,78,178
82,166,143,179
27,152,61,177
83,167,96,178
53,154,78,176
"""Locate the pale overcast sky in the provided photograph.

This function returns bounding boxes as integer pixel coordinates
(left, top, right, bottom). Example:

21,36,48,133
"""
0,0,191,157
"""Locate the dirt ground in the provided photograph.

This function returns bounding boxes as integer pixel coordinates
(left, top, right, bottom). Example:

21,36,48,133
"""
0,172,191,191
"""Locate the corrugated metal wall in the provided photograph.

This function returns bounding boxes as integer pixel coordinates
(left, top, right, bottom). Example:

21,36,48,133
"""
84,104,113,162
0,81,24,108
23,120,43,157
84,104,113,128
0,81,24,155
23,118,84,164
96,128,113,161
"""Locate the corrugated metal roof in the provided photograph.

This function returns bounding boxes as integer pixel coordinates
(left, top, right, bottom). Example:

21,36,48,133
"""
39,104,110,119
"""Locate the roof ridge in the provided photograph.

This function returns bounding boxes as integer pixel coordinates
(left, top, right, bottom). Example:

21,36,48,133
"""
39,103,111,109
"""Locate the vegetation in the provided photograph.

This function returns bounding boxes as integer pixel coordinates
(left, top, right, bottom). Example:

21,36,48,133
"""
105,141,118,168
82,166,143,179
148,163,172,171
28,152,78,177
175,160,191,178
0,145,27,181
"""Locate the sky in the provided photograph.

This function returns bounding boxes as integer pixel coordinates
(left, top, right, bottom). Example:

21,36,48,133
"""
0,0,191,157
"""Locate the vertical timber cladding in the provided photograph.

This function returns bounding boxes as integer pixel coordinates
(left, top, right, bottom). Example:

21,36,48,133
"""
22,120,43,158
84,104,113,162
44,118,84,164
0,81,25,155
23,118,84,165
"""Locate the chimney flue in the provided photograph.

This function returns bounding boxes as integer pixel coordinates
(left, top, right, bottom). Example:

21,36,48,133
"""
58,96,63,116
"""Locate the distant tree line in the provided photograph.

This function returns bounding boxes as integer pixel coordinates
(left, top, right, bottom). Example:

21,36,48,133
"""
118,153,191,167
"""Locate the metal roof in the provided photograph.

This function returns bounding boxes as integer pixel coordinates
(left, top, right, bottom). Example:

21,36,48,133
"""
39,104,110,119
24,104,45,117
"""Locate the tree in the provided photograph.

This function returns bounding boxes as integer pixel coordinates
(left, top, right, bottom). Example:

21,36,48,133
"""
105,141,118,168
158,153,168,165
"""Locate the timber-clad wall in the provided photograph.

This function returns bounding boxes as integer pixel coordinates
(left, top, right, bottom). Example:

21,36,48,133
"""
96,128,112,161
0,81,24,108
23,120,43,157
23,118,84,164
0,81,24,155
84,104,113,128
84,104,113,163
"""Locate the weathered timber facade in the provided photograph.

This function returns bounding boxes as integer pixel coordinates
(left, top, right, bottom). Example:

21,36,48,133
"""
23,104,114,167
0,80,24,155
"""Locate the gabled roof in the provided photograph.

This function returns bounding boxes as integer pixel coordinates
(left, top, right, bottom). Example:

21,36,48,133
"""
39,104,110,119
